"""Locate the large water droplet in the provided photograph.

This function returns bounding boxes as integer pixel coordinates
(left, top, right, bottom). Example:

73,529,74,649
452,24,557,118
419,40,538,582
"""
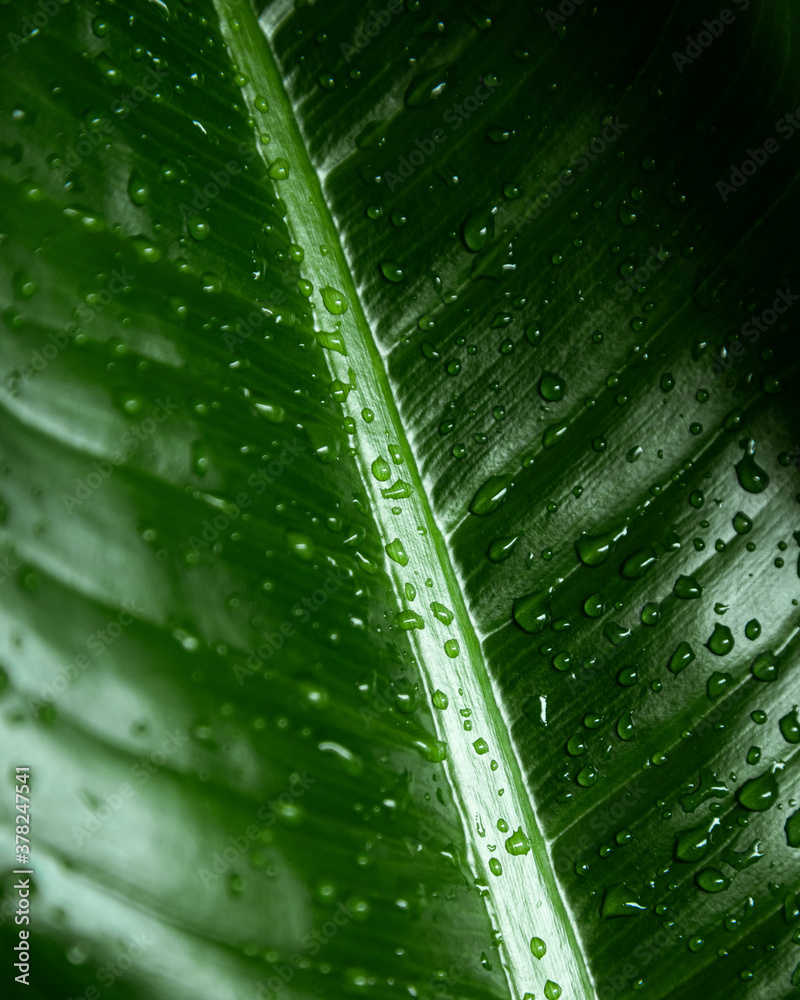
696,867,730,893
469,475,511,515
673,574,702,599
488,536,518,562
539,371,566,401
735,439,769,494
601,884,646,918
737,769,779,811
621,546,657,579
575,524,627,567
779,708,800,744
786,809,800,848
512,589,550,633
707,623,734,656
462,208,495,252
751,650,780,681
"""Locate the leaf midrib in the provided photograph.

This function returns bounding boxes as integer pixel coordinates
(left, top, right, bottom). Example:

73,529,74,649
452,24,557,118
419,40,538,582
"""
211,2,595,997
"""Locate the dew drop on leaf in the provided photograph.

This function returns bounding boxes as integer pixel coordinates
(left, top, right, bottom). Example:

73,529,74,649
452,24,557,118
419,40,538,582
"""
779,708,800,744
673,574,702,599
737,770,779,811
469,475,511,515
707,624,734,656
530,936,546,959
539,371,566,401
735,439,769,493
488,536,518,562
696,867,730,893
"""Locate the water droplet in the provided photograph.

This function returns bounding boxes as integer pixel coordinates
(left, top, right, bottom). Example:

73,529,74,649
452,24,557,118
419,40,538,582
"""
668,641,695,674
584,593,604,618
621,546,658,579
380,260,405,283
505,828,531,855
444,638,460,658
601,884,645,918
785,808,800,848
530,936,547,959
488,536,518,562
488,857,502,876
316,330,347,355
751,651,780,682
675,821,715,862
404,66,448,106
461,208,495,252
385,538,408,566
673,574,702,599
779,708,800,744
696,867,730,893
617,711,635,741
707,671,733,699
469,475,511,515
707,623,734,656
430,602,454,625
512,590,550,634
575,524,627,567
544,982,562,1000
321,286,348,315
732,511,753,534
381,479,413,500
188,215,210,241
287,532,314,561
577,764,597,787
735,439,769,493
268,158,290,180
432,690,448,710
737,769,778,810
539,371,566,401
641,602,660,625
415,736,447,762
127,171,149,206
396,610,425,631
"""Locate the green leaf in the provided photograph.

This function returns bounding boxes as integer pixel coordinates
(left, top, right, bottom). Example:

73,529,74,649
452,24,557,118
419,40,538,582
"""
1,1,799,999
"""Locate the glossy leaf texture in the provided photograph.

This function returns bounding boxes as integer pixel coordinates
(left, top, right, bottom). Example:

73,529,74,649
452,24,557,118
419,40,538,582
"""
0,1,799,999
